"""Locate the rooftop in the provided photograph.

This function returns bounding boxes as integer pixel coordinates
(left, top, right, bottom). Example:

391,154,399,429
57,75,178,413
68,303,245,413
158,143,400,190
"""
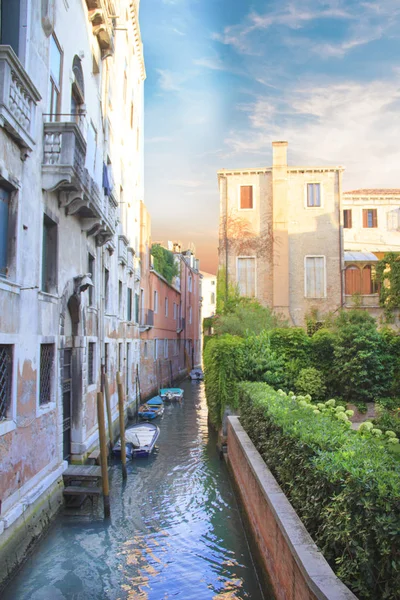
344,189,400,196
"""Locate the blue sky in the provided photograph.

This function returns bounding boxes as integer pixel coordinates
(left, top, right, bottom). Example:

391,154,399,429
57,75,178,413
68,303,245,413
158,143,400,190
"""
140,0,400,273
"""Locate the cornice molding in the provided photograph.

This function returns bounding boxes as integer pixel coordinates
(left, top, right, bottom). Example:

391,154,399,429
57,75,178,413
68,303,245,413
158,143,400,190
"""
129,1,146,81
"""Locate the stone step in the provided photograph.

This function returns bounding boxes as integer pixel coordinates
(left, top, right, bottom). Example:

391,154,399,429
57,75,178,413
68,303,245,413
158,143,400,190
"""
63,486,102,497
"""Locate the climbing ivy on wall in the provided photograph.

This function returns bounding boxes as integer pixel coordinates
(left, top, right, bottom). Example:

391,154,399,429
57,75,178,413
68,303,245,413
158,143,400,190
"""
376,252,400,319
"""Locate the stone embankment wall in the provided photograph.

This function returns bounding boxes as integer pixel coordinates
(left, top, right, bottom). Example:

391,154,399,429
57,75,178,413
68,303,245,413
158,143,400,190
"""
227,416,358,600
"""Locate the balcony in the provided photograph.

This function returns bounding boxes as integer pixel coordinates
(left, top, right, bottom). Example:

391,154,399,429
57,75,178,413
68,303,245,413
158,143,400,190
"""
42,120,117,246
139,309,154,332
127,247,134,274
85,0,115,58
0,46,41,158
118,235,129,266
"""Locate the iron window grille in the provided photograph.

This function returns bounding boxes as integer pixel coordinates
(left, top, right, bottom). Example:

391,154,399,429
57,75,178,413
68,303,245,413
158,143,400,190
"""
0,345,13,421
88,342,95,385
40,344,54,405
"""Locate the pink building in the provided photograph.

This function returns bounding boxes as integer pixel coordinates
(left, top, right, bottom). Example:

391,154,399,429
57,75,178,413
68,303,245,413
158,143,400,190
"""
139,204,202,398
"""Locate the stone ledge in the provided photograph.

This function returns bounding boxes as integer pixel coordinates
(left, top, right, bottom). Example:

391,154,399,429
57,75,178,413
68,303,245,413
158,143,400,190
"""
227,416,358,600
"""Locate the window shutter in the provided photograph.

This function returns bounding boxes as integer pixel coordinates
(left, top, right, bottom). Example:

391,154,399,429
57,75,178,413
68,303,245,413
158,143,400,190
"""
363,209,368,228
240,186,253,209
345,267,361,295
349,210,352,228
0,188,10,275
362,266,372,295
372,209,378,228
305,257,325,298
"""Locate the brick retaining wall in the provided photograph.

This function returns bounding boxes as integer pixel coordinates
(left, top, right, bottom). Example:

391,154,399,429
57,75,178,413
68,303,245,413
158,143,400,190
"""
227,416,357,600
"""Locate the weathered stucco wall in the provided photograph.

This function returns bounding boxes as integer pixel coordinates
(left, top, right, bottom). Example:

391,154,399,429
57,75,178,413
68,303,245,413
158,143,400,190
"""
227,417,357,600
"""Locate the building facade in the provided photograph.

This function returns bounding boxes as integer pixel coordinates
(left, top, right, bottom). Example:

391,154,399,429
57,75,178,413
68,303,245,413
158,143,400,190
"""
138,213,202,398
343,190,400,313
218,141,343,326
0,0,145,583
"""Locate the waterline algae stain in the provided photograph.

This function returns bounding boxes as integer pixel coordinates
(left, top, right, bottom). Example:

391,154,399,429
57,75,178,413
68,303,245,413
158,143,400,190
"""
3,381,267,599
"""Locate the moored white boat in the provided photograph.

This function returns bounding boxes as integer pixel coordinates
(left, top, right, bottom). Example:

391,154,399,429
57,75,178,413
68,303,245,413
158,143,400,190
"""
160,387,184,401
189,368,204,380
112,423,160,458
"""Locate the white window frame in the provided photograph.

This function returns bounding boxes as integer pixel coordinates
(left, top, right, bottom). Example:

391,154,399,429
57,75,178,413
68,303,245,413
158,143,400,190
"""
0,334,18,436
165,297,168,317
304,255,327,299
236,256,257,298
154,290,158,314
164,338,168,359
189,306,192,325
237,184,255,211
153,338,158,360
304,182,323,209
173,302,177,320
188,275,192,292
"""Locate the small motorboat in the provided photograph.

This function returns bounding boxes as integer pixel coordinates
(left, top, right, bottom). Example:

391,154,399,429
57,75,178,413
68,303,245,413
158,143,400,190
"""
189,368,204,380
113,423,160,458
160,387,184,401
138,396,164,420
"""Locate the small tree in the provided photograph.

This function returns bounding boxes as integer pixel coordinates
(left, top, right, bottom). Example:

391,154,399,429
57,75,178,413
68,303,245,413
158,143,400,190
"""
151,244,179,284
376,252,400,320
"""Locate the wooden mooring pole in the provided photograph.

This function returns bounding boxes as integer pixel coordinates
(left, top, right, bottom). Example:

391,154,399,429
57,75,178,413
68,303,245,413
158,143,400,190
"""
97,391,110,518
116,372,127,480
104,373,113,448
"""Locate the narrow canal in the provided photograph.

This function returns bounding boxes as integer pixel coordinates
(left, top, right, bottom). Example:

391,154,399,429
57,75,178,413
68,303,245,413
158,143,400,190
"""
3,380,267,600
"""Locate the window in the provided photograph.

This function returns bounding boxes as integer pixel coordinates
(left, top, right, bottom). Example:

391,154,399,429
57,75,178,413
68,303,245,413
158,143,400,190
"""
173,302,177,320
127,288,132,321
134,292,139,323
153,338,158,360
343,209,352,229
240,185,253,209
165,297,168,317
211,280,216,286
88,342,95,385
387,209,400,231
0,345,13,421
126,342,130,394
237,257,256,297
119,280,123,317
144,341,148,359
71,56,85,123
154,290,158,313
104,342,109,375
189,306,192,325
363,209,377,228
188,275,192,292
0,187,10,277
42,214,58,294
211,292,215,304
88,253,95,306
104,268,109,312
40,344,54,405
307,183,321,207
164,339,168,359
305,256,326,298
49,35,62,121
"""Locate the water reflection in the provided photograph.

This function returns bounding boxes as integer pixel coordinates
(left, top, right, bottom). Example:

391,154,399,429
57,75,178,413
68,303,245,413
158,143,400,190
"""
3,381,265,600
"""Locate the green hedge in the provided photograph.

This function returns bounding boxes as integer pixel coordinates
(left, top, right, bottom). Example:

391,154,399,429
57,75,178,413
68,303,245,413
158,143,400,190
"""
238,382,400,600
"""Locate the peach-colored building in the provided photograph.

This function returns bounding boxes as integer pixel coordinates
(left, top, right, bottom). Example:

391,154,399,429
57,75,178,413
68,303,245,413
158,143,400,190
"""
139,204,202,398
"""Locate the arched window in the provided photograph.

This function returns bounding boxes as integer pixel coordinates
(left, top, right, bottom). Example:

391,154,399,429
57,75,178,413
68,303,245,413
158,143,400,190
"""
345,266,361,295
71,56,85,121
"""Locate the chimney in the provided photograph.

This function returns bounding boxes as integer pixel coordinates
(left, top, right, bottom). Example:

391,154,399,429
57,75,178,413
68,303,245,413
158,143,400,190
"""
272,141,288,168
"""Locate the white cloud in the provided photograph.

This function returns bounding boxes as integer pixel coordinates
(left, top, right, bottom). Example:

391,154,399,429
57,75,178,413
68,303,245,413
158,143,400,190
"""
213,0,399,58
223,76,400,188
157,69,181,92
194,57,227,71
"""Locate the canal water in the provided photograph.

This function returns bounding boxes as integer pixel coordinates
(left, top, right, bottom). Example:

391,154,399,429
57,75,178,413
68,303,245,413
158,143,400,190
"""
3,380,267,600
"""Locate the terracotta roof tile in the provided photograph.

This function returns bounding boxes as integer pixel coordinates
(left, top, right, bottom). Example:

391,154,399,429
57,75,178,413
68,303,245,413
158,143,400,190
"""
344,189,400,195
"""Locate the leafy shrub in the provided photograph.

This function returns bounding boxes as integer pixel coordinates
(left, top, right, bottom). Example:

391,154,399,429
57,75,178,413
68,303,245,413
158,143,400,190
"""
203,335,245,427
213,299,285,337
269,327,311,366
331,311,390,402
150,244,179,283
373,410,400,438
295,367,326,400
238,382,400,600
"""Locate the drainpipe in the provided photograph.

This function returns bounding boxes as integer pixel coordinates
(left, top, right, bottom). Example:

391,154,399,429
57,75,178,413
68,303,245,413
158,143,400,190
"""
338,169,344,308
